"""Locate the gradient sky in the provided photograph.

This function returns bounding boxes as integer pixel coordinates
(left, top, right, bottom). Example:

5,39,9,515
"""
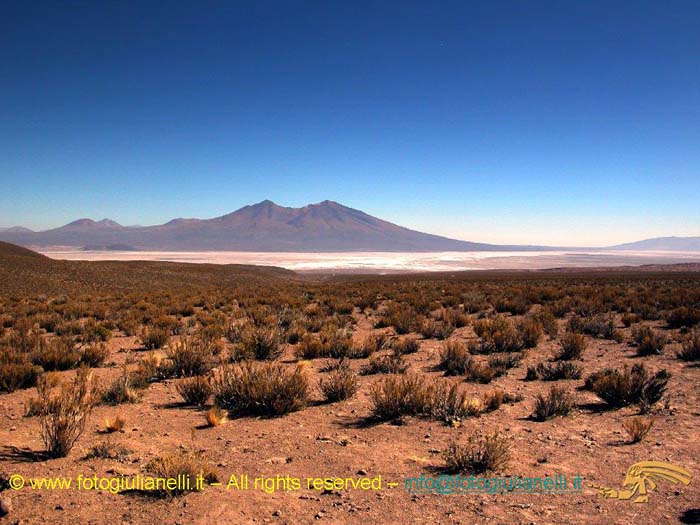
2,1,699,246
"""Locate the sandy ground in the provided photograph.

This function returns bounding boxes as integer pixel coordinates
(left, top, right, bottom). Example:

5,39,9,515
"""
1,314,698,524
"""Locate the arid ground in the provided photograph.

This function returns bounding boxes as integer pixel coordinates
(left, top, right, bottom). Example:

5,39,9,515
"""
1,242,699,524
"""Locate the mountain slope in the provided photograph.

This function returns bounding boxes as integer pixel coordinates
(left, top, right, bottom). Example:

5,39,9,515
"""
611,236,700,251
0,200,540,252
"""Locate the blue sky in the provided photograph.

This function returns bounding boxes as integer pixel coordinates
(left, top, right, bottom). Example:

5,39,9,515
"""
1,1,699,246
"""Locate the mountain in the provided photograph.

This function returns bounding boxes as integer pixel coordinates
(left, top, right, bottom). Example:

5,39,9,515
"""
0,200,554,252
610,236,700,251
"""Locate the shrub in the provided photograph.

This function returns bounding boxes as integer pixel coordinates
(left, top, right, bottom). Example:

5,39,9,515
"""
294,333,326,360
430,382,482,424
31,337,81,371
391,337,419,356
80,343,110,368
443,432,510,474
419,318,454,340
677,331,700,361
38,367,98,458
666,307,700,329
141,326,170,350
623,417,653,443
319,366,358,402
532,385,574,421
556,332,586,360
632,326,667,356
472,316,523,353
482,390,505,412
205,406,227,427
586,364,669,410
231,324,284,361
146,450,217,496
362,354,408,375
102,368,144,405
211,362,308,417
176,376,212,406
526,361,582,381
349,333,386,358
533,309,558,338
167,338,212,377
104,414,126,433
621,312,638,327
369,375,432,420
84,439,130,460
438,341,471,376
517,318,543,349
0,350,43,392
378,303,417,334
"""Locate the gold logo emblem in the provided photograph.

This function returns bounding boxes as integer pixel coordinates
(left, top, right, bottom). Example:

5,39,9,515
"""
594,461,691,503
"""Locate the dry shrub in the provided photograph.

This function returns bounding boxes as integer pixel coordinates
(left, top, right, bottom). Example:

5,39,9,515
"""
141,326,171,350
586,364,669,411
632,326,667,356
104,414,126,433
38,367,98,457
390,337,419,356
80,343,110,368
369,375,432,420
438,341,471,376
443,432,511,474
168,338,213,377
230,323,283,361
211,361,308,416
205,406,227,427
526,361,582,381
622,417,653,443
0,350,43,392
295,333,326,359
419,318,454,340
319,366,358,402
518,318,543,349
430,382,482,424
533,308,559,338
362,354,408,375
350,333,386,358
31,336,81,371
677,331,700,361
666,307,700,329
556,332,586,360
532,385,574,421
472,316,523,353
146,450,218,497
102,368,144,405
482,390,505,412
84,439,130,461
176,376,212,406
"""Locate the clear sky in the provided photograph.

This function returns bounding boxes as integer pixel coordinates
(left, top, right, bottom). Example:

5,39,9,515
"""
2,1,699,246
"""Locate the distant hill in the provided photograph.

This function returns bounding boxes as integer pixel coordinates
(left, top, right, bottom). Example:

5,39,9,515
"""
0,200,552,252
0,240,47,259
611,236,700,251
0,241,295,295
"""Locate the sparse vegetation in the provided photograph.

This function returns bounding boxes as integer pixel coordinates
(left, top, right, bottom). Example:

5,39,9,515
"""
443,432,511,473
623,417,653,443
532,385,574,421
211,362,308,416
319,365,358,402
38,367,98,457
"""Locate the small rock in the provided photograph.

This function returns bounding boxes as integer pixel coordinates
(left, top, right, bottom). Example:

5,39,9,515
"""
272,510,282,517
0,497,12,516
357,469,367,476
